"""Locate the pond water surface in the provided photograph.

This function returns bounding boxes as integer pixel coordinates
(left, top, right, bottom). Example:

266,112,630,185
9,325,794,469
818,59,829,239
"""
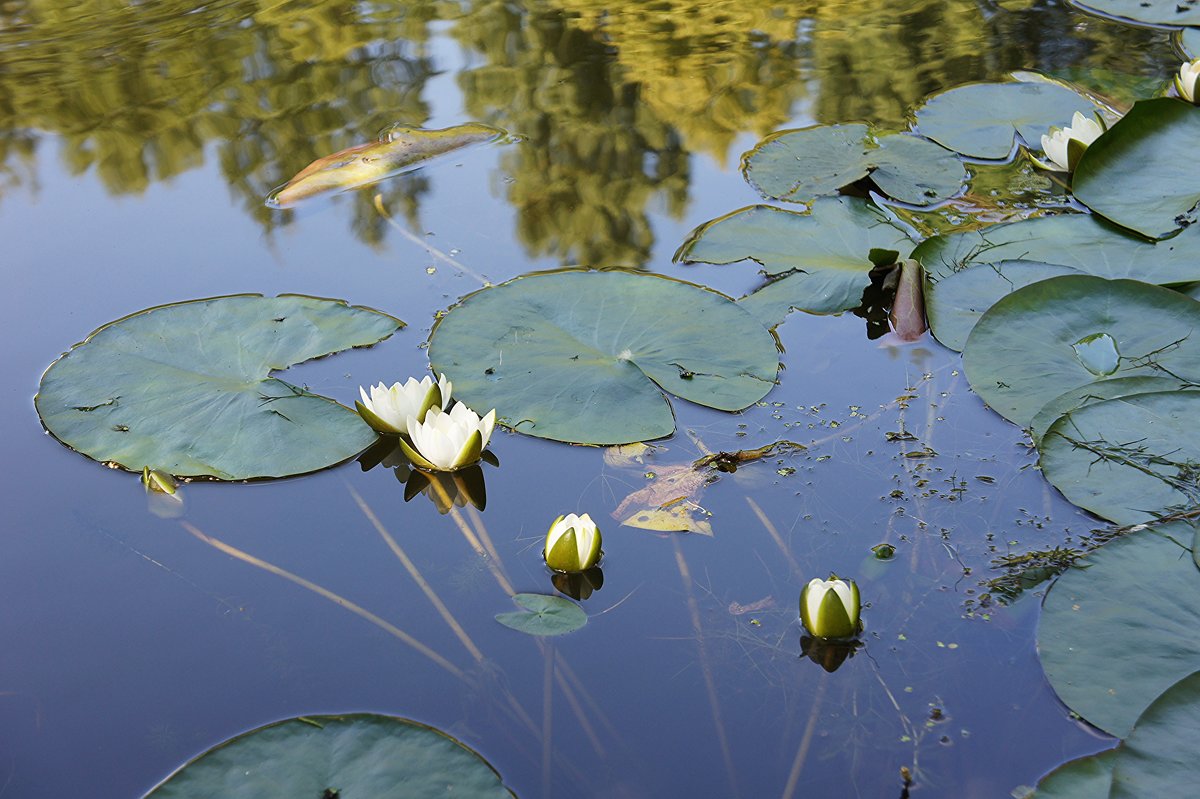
0,2,1180,797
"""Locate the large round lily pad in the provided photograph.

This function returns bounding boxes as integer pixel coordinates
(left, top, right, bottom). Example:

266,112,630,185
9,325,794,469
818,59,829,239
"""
1109,671,1200,798
962,276,1200,426
36,295,402,480
913,79,1100,159
1072,0,1200,27
742,124,965,206
676,197,915,315
428,270,779,445
1074,99,1200,240
925,260,1079,351
1039,392,1200,525
1039,522,1200,738
144,713,514,797
912,213,1200,283
1028,376,1197,445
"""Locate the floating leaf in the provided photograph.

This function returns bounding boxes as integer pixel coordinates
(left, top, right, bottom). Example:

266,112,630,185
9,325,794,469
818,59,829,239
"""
1028,376,1196,445
678,198,915,317
619,504,714,536
428,270,779,445
962,276,1200,426
614,464,711,534
925,260,1080,351
1072,0,1200,27
1039,522,1200,737
1180,27,1200,59
1073,98,1200,240
1109,671,1200,798
1031,749,1117,799
36,295,402,480
742,124,965,206
144,713,514,797
912,213,1200,283
495,593,587,636
913,79,1100,159
267,123,507,208
1039,392,1200,525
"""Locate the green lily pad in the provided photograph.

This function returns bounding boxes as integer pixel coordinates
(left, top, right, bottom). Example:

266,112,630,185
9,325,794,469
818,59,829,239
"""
1032,749,1117,799
1074,99,1200,240
1073,0,1200,27
1028,376,1197,445
913,79,1100,159
1180,27,1200,59
676,198,915,316
1039,522,1200,737
925,260,1080,351
144,713,515,797
36,295,402,480
495,593,587,636
912,213,1200,283
962,275,1200,426
428,270,778,445
1039,392,1200,525
1110,671,1200,798
742,124,966,206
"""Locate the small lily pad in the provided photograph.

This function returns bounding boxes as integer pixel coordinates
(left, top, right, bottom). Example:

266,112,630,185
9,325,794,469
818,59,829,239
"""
495,593,587,636
742,124,966,206
962,275,1200,426
1039,391,1200,525
913,78,1100,159
36,295,402,480
144,713,515,797
1039,522,1200,737
429,269,778,445
678,198,915,316
1073,98,1200,240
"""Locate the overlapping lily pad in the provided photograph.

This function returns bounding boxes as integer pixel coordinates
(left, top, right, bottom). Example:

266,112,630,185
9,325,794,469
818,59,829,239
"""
1039,522,1200,738
912,213,1200,282
1074,99,1200,240
742,124,966,206
428,269,779,445
1032,749,1117,799
495,593,587,636
962,275,1200,426
36,295,402,480
1109,671,1200,798
1039,391,1200,525
676,197,915,316
925,260,1079,351
913,79,1100,159
1072,0,1200,27
145,713,515,797
1028,376,1197,445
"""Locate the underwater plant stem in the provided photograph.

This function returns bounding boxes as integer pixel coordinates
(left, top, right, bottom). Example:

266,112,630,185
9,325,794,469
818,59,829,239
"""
673,537,740,799
746,496,802,576
423,479,518,596
347,484,487,664
780,672,828,799
542,642,555,799
553,652,607,758
179,521,467,681
373,193,489,284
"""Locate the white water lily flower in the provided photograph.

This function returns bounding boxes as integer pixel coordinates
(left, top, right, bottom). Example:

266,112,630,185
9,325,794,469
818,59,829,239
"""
800,575,861,639
400,402,496,471
544,513,602,573
1177,59,1200,104
1038,111,1105,173
356,374,452,434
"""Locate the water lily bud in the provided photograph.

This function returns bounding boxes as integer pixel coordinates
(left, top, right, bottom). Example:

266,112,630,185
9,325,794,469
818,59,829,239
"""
399,401,496,471
1177,59,1200,105
356,374,452,434
1038,111,1104,173
800,575,861,639
544,513,602,573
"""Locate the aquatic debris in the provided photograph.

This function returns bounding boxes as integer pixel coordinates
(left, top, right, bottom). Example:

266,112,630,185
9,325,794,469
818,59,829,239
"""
266,122,507,208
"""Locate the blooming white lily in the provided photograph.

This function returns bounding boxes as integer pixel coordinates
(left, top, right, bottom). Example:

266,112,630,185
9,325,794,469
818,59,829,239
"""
356,374,452,434
399,402,496,471
1177,59,1200,104
1038,111,1105,173
544,513,602,573
800,575,861,639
